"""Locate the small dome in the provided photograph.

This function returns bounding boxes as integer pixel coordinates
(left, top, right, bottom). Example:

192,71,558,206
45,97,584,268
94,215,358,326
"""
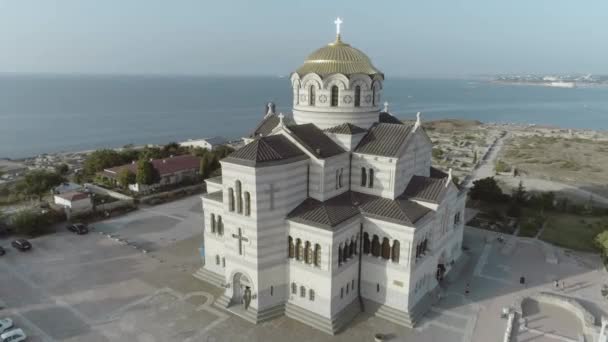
295,36,383,77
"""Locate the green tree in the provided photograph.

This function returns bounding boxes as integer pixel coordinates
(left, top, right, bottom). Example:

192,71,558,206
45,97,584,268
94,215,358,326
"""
495,159,511,173
162,142,184,156
512,181,528,204
136,159,159,185
55,163,69,175
432,148,444,159
199,154,210,179
469,177,506,202
11,209,53,236
117,169,136,188
19,170,65,201
83,149,126,176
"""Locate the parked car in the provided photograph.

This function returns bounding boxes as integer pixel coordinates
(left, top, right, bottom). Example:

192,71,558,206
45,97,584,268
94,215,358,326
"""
67,223,89,235
0,318,13,334
11,239,31,252
0,247,5,256
0,328,26,342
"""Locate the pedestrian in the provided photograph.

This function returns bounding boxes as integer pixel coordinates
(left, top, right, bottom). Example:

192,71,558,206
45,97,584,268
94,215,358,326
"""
554,280,559,289
465,283,470,296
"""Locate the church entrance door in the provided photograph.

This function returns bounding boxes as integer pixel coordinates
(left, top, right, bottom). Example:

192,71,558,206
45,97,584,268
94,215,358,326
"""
231,272,251,308
436,250,447,282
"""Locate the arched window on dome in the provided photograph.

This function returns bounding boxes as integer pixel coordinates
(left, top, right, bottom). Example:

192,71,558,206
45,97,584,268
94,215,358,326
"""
354,86,361,107
288,236,294,259
314,243,321,267
309,86,315,106
295,238,302,261
381,237,391,260
331,85,339,107
371,235,380,257
363,232,370,254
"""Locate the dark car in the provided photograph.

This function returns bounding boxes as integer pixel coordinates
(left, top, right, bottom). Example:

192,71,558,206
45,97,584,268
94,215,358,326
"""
11,239,32,252
0,246,5,256
67,223,89,235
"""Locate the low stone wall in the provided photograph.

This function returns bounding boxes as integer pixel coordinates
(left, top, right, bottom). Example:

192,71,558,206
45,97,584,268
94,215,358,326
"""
517,292,596,330
101,199,134,212
84,183,134,201
139,184,203,204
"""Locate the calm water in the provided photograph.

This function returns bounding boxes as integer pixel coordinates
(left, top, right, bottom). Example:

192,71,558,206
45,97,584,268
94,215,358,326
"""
1,74,607,159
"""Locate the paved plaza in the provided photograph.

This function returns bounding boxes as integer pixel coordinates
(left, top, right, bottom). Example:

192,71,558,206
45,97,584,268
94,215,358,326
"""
0,195,606,341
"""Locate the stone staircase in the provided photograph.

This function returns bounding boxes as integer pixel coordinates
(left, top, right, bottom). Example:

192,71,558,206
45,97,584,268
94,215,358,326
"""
192,267,224,288
214,295,285,324
285,299,360,335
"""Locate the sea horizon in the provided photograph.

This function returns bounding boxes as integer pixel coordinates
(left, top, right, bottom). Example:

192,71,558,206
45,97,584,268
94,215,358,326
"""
2,74,608,159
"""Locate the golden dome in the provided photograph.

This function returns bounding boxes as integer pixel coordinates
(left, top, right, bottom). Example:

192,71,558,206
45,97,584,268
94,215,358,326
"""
295,36,383,77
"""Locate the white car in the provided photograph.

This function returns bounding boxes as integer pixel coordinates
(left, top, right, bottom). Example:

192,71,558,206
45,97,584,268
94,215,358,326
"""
0,328,26,342
0,319,12,334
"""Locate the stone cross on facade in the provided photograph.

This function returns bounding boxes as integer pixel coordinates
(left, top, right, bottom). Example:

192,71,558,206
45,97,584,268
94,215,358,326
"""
232,228,249,255
334,17,343,36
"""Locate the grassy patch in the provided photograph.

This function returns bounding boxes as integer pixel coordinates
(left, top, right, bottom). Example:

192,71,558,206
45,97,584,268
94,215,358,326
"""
540,214,608,252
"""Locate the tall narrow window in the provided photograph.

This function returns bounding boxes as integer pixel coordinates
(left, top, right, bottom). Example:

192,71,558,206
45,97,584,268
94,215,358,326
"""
339,169,343,188
331,85,339,107
218,216,223,235
235,181,242,214
228,188,235,211
354,86,361,107
338,245,343,266
381,238,391,260
244,191,251,216
349,239,355,257
222,257,226,267
295,239,302,261
392,240,400,263
352,279,355,290
270,286,274,296
288,236,294,258
292,282,297,294
340,287,344,299
300,286,306,298
372,85,376,106
363,232,370,254
369,169,374,188
344,241,350,260
309,86,315,106
309,289,315,301
371,235,380,257
215,255,220,265
361,168,367,187
210,214,216,233
346,283,349,294
335,170,339,190
305,241,312,264
314,244,321,267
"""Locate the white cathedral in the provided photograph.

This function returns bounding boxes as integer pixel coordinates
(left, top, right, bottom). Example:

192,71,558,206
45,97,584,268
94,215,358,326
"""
194,19,467,335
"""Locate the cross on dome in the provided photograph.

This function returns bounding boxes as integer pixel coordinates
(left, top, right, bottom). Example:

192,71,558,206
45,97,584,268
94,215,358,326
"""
334,17,343,37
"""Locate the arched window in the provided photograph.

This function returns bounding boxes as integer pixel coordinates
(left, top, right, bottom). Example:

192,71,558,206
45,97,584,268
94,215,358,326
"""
314,244,321,267
217,216,223,235
372,85,377,106
335,170,339,189
363,232,370,254
339,169,343,188
228,188,235,212
381,238,391,260
222,257,226,267
369,169,374,188
291,282,297,294
295,239,302,261
288,236,294,258
392,240,400,263
210,213,216,233
354,86,361,107
371,235,381,257
215,255,220,265
344,241,350,260
244,191,250,216
309,289,315,301
338,245,343,266
309,86,315,106
349,239,355,257
346,283,349,294
300,286,306,298
235,181,242,214
305,241,312,264
270,285,274,296
331,85,339,107
361,168,367,187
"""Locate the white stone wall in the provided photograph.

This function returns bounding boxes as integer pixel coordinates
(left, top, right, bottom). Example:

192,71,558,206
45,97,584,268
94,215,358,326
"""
394,130,433,196
205,180,222,193
324,132,366,152
351,153,398,199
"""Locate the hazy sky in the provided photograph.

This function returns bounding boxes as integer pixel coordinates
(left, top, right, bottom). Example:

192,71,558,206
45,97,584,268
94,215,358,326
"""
1,0,606,77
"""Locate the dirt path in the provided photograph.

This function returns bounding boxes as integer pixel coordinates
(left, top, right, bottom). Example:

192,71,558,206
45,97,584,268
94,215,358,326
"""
463,132,508,187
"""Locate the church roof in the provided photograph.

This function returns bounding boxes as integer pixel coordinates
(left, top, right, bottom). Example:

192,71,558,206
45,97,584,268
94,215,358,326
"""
224,135,307,167
294,36,383,78
379,112,404,125
287,123,346,159
403,175,449,204
324,123,367,135
202,190,223,203
249,114,280,138
287,191,431,230
354,123,413,157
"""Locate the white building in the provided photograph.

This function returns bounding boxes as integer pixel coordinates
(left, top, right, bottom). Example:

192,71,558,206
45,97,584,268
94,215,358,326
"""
180,137,227,150
194,21,467,335
54,191,93,215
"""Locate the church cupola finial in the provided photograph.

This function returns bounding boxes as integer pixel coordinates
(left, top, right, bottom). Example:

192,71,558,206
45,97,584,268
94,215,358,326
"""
414,112,422,131
334,17,343,41
383,101,389,113
265,102,275,117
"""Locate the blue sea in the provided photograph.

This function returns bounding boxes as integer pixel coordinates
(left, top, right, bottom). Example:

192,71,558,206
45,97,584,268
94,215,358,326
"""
1,74,607,159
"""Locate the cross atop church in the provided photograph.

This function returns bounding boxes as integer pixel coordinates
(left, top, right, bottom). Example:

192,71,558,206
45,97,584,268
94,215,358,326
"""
334,17,343,37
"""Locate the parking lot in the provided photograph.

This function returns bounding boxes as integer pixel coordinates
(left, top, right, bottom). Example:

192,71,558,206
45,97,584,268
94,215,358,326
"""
1,194,606,341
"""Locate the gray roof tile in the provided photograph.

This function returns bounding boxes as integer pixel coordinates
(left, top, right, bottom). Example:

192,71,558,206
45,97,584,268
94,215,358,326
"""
224,135,307,167
287,123,345,159
403,175,448,204
379,112,404,125
354,123,413,157
324,123,367,135
203,190,223,202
